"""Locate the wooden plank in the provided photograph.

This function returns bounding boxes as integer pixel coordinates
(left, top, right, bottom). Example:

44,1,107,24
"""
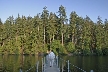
44,56,60,72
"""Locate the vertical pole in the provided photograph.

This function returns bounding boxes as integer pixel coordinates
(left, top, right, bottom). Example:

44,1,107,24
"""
62,60,63,72
42,58,43,72
68,60,69,72
36,61,39,72
57,56,58,67
44,57,45,65
44,57,45,71
59,58,60,72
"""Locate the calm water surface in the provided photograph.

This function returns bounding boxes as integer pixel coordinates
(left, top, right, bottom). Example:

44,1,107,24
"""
0,55,108,72
61,56,108,72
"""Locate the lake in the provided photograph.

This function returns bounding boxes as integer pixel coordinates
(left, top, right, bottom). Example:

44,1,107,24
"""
60,55,108,72
0,55,108,72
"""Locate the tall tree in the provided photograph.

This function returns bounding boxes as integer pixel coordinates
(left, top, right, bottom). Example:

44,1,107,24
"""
69,11,78,44
0,5,108,55
33,13,43,53
41,6,49,49
95,16,104,55
96,16,104,48
104,19,108,47
58,5,67,46
46,12,57,43
0,18,3,46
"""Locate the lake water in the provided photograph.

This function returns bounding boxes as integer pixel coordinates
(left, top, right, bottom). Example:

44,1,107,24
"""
60,55,108,72
0,55,108,72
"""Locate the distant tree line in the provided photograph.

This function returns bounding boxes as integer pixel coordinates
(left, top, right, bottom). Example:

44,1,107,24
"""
0,5,108,55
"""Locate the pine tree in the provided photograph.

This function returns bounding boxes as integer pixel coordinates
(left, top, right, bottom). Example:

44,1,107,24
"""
41,6,49,49
58,5,67,46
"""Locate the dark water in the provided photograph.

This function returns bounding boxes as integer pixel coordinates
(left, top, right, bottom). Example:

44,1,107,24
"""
0,55,108,72
0,55,42,72
60,56,108,72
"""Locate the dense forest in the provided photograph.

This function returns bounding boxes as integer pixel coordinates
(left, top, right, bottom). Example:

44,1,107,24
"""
0,5,108,55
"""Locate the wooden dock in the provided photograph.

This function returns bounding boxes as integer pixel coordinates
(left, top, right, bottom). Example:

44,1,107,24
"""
43,56,60,72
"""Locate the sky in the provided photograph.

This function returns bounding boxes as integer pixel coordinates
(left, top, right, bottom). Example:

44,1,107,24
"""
0,0,108,23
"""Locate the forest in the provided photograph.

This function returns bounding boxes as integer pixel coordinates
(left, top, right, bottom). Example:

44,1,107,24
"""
0,5,108,55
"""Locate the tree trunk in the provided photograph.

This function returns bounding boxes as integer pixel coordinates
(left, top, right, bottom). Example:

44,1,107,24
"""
68,34,70,38
75,38,77,45
1,42,4,47
82,40,84,50
38,26,39,31
53,34,54,41
20,45,24,55
72,33,74,43
50,37,51,44
62,33,63,46
44,27,45,48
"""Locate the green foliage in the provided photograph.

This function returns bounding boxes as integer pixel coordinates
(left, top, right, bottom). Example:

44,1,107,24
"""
0,5,108,56
83,48,91,55
66,42,75,53
0,46,2,54
50,40,62,55
102,48,108,55
96,48,103,55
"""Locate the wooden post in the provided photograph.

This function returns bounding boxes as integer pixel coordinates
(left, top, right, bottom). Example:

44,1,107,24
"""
59,62,60,72
57,56,58,67
36,61,39,72
44,57,45,71
42,58,43,72
68,60,69,72
62,60,63,72
44,57,45,65
59,58,60,72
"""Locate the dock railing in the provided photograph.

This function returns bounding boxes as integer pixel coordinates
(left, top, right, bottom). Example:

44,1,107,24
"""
59,57,94,72
20,56,94,72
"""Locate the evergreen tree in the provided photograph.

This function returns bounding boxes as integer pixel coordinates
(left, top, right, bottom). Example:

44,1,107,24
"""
58,5,67,46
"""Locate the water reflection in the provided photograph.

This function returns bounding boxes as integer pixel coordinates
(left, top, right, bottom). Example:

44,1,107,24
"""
61,56,108,72
0,55,43,72
0,55,108,72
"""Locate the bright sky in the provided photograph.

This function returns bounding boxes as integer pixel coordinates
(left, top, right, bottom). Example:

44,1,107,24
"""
0,0,108,23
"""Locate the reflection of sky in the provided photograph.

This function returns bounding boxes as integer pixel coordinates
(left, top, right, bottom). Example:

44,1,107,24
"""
0,0,108,23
